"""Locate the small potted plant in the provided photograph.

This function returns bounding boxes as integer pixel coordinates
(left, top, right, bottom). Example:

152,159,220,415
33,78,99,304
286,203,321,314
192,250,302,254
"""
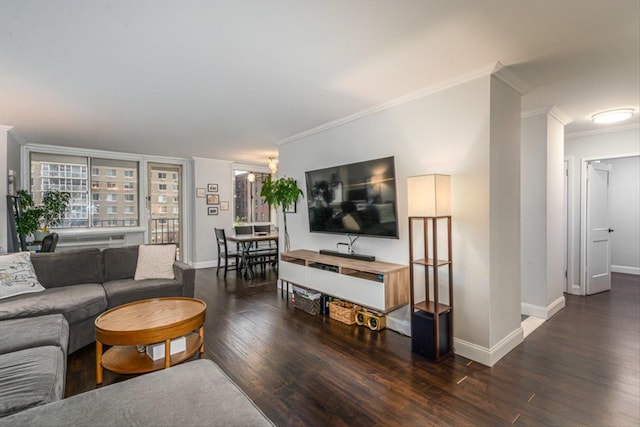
260,175,303,252
15,189,70,242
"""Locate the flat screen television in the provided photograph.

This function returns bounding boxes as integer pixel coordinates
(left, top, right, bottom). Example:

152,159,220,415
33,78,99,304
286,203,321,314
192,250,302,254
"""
305,156,399,239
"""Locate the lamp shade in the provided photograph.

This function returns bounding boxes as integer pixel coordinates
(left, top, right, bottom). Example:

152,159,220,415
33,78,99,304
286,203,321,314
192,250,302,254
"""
407,174,451,217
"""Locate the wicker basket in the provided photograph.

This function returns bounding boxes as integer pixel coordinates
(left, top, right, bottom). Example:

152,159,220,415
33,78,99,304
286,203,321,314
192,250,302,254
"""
293,294,321,315
329,301,361,325
292,286,321,315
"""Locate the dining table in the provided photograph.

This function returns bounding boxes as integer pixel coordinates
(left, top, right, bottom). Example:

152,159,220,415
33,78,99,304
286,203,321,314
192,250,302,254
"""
226,232,279,279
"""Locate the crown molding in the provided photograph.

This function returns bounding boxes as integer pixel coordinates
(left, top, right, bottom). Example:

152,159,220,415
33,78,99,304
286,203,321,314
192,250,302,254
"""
565,123,640,140
491,62,531,95
277,62,520,146
0,124,15,132
521,106,572,125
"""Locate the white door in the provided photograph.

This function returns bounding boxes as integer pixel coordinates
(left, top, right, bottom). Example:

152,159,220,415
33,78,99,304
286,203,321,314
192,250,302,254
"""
586,162,613,295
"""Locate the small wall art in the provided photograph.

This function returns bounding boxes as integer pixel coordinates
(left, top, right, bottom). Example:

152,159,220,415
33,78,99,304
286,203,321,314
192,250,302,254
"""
206,194,219,205
207,184,218,193
220,201,229,211
196,188,206,198
208,206,219,216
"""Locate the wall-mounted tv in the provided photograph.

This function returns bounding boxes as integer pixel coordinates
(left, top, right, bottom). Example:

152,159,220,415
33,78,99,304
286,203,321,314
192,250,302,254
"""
305,156,399,239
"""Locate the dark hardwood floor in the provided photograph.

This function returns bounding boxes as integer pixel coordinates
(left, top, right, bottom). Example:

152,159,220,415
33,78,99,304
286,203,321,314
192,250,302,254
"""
66,272,640,426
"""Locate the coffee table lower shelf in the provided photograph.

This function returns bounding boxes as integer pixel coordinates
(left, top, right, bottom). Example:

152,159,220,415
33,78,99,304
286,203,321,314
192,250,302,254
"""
101,332,202,375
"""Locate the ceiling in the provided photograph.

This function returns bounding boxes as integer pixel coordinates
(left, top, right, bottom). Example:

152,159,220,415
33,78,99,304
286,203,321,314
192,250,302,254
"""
1,1,638,164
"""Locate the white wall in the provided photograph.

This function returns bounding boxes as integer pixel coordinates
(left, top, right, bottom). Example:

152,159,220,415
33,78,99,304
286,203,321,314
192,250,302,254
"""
565,127,640,288
278,73,523,366
520,109,567,318
191,157,234,268
609,156,640,274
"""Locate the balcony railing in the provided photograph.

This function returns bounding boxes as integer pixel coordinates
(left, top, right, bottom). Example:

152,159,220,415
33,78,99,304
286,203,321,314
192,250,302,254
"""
150,218,180,247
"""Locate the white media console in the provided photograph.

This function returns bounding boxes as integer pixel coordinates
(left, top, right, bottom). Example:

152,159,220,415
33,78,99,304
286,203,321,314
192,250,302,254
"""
279,249,409,313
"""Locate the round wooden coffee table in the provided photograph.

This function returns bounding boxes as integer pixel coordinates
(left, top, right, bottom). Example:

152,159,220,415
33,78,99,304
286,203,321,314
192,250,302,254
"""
95,297,206,384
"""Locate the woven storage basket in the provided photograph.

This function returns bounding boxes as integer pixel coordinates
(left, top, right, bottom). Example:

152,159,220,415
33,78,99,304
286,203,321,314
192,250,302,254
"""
329,301,361,325
293,294,321,315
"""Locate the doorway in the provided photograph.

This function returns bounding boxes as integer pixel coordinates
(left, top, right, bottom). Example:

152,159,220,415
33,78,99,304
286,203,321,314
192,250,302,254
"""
147,163,182,260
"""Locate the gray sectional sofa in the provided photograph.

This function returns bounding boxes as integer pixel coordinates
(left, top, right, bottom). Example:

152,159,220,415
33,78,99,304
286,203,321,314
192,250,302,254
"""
0,245,195,353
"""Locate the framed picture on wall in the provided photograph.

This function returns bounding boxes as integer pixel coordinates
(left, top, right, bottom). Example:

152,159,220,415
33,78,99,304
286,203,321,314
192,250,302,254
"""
220,201,229,211
206,194,219,205
196,188,206,198
208,207,219,215
207,184,218,193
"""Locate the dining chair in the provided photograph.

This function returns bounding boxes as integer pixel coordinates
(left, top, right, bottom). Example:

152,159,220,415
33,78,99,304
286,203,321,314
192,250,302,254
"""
214,228,238,278
39,233,59,253
252,225,277,273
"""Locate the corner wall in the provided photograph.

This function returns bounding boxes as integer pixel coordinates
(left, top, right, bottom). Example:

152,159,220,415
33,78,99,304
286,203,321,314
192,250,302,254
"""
278,73,522,366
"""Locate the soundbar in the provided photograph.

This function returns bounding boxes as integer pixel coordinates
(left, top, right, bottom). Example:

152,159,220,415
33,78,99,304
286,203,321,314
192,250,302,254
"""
319,249,376,262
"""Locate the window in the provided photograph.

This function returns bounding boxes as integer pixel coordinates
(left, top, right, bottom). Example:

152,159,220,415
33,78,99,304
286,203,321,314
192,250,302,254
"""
172,206,179,215
29,152,140,229
172,196,178,203
158,206,168,214
234,171,270,223
158,172,167,180
124,206,135,215
158,195,167,203
172,173,178,180
172,184,179,192
158,184,167,191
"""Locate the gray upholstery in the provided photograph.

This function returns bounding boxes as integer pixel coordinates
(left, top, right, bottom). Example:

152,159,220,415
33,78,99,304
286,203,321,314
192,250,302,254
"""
31,248,104,288
102,245,138,282
0,284,107,324
0,246,194,353
0,347,66,418
0,360,274,426
0,315,69,356
103,278,183,309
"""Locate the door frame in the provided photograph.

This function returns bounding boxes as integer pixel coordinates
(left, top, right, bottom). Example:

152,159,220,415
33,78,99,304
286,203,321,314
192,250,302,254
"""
578,153,635,295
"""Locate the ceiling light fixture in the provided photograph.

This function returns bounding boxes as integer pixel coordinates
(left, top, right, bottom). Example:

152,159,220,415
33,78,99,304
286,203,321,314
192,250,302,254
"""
247,173,256,183
268,157,278,174
591,108,634,124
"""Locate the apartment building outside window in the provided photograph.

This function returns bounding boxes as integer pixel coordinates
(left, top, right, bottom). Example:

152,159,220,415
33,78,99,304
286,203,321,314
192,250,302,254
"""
29,153,139,228
234,171,270,223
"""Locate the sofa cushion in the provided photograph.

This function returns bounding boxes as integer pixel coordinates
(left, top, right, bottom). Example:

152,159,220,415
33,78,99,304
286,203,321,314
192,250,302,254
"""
0,314,69,356
0,346,66,418
134,244,176,280
0,359,273,426
103,278,182,309
0,252,45,300
30,249,103,288
0,284,107,324
102,245,138,282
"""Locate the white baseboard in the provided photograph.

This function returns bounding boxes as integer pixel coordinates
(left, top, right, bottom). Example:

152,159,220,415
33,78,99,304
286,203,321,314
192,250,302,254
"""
453,326,524,367
521,295,565,320
386,317,411,337
192,260,217,269
611,265,640,275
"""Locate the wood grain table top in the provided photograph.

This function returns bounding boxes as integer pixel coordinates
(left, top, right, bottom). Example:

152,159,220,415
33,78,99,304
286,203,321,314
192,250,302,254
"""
95,297,206,345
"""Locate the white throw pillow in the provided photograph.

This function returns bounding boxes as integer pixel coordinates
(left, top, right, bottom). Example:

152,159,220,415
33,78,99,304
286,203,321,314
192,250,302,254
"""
134,244,177,280
0,252,46,299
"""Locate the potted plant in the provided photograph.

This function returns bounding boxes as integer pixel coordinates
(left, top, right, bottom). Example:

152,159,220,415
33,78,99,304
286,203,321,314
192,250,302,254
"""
260,175,303,252
15,189,70,242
